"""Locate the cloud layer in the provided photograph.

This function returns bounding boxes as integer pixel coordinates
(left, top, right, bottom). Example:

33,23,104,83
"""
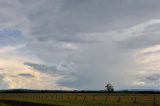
0,0,160,90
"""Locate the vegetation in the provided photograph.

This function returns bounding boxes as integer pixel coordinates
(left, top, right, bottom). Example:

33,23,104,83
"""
0,93,159,106
0,103,11,106
105,83,114,92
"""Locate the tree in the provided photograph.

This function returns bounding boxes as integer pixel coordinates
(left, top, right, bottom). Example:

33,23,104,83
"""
105,83,114,92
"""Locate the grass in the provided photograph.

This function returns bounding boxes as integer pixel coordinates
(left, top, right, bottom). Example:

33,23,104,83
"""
0,93,159,106
0,103,11,106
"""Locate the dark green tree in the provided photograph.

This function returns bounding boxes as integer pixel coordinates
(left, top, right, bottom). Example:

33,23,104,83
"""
105,83,114,92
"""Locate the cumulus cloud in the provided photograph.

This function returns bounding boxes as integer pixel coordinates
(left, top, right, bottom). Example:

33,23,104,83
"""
0,57,71,90
132,44,160,88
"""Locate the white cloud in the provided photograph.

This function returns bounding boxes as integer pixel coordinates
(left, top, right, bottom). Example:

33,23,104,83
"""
133,81,146,86
0,57,72,90
0,45,25,54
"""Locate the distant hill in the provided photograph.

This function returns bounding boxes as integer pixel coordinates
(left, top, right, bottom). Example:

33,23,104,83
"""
0,89,160,94
0,89,105,93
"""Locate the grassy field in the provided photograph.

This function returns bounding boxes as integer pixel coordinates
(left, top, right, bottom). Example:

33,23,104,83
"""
0,93,159,106
0,103,10,106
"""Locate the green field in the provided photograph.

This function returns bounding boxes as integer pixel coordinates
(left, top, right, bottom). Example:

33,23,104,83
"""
0,103,10,106
0,93,159,106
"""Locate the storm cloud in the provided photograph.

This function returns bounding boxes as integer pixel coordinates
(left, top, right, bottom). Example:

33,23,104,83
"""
0,0,160,90
18,73,34,78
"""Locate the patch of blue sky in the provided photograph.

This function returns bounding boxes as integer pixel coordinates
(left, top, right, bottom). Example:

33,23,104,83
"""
0,29,27,47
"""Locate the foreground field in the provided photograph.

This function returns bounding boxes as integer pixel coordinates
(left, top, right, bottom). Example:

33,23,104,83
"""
0,103,10,106
0,93,159,106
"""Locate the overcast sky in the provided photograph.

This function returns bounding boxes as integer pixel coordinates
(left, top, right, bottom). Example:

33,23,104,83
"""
0,0,160,90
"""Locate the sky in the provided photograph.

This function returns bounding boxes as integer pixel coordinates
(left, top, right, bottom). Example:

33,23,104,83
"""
0,0,160,90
